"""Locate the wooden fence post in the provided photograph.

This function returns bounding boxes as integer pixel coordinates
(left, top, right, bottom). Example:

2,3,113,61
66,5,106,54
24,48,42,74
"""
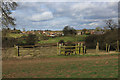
75,43,78,54
84,46,86,54
78,43,80,54
14,45,17,56
80,43,83,55
16,45,20,56
59,44,61,55
108,45,110,52
61,43,64,55
106,43,108,52
96,42,99,52
57,43,59,55
116,40,119,52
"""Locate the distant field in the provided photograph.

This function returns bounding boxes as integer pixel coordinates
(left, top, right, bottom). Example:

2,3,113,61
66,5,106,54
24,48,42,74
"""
8,33,23,38
38,35,88,44
3,55,118,78
8,33,88,44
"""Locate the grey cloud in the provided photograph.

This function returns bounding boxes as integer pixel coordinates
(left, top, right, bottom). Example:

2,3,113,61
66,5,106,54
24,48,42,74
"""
12,2,118,30
29,11,54,21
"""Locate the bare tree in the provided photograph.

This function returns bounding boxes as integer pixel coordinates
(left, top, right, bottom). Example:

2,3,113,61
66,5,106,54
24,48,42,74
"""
0,1,17,28
105,19,117,30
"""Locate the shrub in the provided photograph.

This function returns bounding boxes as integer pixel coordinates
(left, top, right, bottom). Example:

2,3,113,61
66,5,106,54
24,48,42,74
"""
16,34,38,45
85,29,120,50
26,34,38,45
40,35,49,40
85,34,98,49
16,35,26,46
85,32,90,35
2,37,16,48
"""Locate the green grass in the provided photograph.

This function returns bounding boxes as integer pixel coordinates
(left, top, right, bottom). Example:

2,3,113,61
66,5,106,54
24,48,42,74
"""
8,33,23,38
2,47,118,78
38,35,88,44
3,55,118,78
47,53,119,58
7,33,88,43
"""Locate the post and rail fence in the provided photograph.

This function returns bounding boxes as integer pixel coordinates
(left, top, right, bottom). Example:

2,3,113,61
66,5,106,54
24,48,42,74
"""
13,40,119,57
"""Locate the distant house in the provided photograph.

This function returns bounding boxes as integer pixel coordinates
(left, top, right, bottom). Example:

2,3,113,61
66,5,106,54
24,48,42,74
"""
94,31,105,35
90,30,95,34
22,31,26,34
77,31,82,35
42,31,63,37
50,34,55,37
27,31,35,34
43,31,46,34
36,30,43,34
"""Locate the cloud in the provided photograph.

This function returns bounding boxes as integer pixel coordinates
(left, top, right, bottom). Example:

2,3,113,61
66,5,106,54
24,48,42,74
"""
11,2,118,30
12,0,119,2
30,11,54,21
71,2,118,19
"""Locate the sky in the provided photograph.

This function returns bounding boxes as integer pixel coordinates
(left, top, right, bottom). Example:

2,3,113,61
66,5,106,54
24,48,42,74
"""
10,2,118,31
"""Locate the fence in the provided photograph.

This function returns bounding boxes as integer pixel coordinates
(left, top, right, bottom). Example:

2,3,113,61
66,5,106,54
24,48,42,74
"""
13,41,119,57
14,45,38,56
14,45,57,57
57,43,86,55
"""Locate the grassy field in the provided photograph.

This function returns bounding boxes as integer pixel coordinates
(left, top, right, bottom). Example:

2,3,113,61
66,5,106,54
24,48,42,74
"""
38,35,88,44
3,55,118,78
8,33,88,44
2,46,119,78
8,33,23,38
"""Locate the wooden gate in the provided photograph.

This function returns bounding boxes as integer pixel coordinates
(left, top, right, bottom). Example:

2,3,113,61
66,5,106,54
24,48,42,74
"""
57,43,86,55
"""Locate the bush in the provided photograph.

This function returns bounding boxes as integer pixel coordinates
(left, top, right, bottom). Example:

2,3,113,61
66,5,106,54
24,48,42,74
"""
103,30,120,50
85,32,90,35
16,35,26,46
2,37,16,48
85,29,120,50
85,34,98,49
16,34,38,45
26,34,38,45
38,34,49,40
42,35,49,40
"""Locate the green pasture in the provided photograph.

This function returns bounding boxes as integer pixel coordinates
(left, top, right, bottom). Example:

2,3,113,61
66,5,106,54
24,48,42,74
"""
8,33,88,44
38,35,88,44
8,33,23,38
3,55,118,78
2,46,118,78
